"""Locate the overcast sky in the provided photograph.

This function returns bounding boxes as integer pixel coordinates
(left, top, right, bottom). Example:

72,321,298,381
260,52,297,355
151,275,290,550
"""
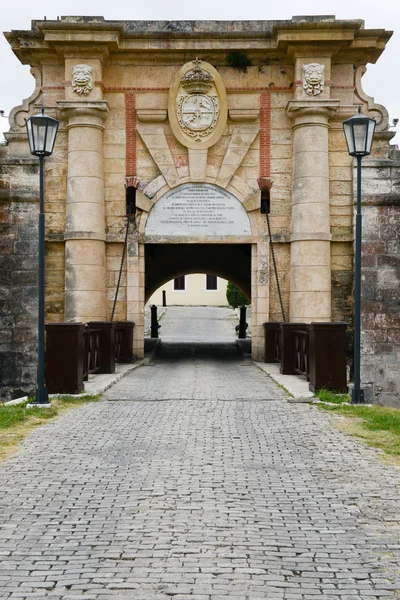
1,0,399,144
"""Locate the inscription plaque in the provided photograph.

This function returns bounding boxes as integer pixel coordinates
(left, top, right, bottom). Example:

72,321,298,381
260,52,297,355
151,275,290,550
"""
145,184,251,237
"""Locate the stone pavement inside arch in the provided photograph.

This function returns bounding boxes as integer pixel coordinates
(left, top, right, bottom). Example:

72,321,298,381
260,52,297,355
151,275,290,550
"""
0,308,399,600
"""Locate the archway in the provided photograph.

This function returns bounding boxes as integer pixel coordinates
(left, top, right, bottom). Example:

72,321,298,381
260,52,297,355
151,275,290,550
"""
131,181,267,361
145,244,251,302
144,243,251,352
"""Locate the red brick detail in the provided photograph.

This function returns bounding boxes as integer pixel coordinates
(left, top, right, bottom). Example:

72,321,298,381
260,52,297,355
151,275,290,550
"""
41,86,65,90
260,92,271,178
39,85,293,93
101,85,170,92
226,87,291,92
125,94,136,177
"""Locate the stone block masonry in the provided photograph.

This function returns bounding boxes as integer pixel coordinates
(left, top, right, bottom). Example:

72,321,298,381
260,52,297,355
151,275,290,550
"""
0,154,39,401
0,16,398,403
360,147,400,407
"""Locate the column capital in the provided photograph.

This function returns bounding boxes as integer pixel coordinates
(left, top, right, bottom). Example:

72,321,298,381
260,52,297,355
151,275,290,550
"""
286,99,340,127
57,100,109,129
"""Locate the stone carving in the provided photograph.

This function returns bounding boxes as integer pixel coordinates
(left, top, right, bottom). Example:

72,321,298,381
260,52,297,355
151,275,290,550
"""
71,64,93,96
181,58,213,94
177,59,219,141
303,63,325,96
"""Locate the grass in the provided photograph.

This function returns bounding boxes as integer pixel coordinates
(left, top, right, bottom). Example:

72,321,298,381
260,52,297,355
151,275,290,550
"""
0,395,100,463
316,389,351,404
277,382,293,398
315,389,400,464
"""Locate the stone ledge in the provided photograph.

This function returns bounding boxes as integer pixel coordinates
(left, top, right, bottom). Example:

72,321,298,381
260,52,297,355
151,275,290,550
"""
290,232,332,242
229,109,259,122
361,194,400,206
331,233,353,242
84,361,144,396
362,159,400,168
137,109,167,122
254,362,314,399
64,232,107,242
0,157,38,166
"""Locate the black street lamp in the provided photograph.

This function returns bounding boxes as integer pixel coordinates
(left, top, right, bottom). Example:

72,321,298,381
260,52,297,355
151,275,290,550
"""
343,106,376,404
26,107,59,405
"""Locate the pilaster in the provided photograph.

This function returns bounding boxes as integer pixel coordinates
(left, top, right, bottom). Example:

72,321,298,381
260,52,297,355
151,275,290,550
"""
58,100,109,321
286,99,339,322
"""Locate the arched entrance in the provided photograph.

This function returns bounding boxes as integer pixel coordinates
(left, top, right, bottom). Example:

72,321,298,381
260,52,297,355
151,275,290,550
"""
128,182,269,361
145,244,251,302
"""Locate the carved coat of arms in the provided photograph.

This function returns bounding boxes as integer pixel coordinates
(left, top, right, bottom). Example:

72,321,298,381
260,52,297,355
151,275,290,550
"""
177,59,219,141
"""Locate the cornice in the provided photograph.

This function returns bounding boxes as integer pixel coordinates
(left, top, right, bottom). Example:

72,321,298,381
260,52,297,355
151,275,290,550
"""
4,17,392,67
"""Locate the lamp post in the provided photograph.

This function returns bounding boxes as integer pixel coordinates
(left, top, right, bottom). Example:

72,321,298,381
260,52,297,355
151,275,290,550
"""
343,106,376,404
26,107,59,405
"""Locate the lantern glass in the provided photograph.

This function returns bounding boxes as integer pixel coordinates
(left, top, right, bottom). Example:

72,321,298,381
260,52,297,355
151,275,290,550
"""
366,118,376,154
26,110,59,157
343,121,354,155
353,123,368,154
342,111,376,157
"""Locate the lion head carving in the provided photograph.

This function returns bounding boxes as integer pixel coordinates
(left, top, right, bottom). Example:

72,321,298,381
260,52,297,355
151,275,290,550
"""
303,63,325,96
71,64,93,96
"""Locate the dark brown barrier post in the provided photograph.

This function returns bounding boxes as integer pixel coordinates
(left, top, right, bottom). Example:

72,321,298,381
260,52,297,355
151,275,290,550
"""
308,322,348,393
115,321,134,363
238,306,247,339
280,323,307,374
264,322,282,363
45,323,85,394
87,321,116,374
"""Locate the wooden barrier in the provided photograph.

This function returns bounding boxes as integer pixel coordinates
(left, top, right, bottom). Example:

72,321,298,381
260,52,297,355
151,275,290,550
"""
263,322,282,363
45,321,135,394
264,321,348,393
115,321,135,363
87,322,116,374
280,323,307,375
308,323,348,393
45,323,85,394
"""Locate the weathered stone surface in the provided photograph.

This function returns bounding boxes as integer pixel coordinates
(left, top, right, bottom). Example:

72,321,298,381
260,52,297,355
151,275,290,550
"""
1,16,398,399
360,155,400,406
0,156,39,401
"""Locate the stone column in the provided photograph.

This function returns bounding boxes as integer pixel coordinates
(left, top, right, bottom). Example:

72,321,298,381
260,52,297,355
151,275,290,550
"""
58,101,109,321
286,100,338,322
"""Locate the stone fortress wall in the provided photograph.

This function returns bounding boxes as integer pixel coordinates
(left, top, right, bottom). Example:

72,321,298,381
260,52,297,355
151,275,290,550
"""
0,16,398,405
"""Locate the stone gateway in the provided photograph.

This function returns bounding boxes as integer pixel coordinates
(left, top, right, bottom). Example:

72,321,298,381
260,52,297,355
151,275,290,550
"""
0,16,399,406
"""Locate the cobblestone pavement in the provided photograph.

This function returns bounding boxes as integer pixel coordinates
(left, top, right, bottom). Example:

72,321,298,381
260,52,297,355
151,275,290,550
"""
0,308,399,599
156,306,239,343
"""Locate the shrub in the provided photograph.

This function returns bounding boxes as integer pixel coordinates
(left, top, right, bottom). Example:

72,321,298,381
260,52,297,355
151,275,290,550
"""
226,282,250,307
227,51,252,72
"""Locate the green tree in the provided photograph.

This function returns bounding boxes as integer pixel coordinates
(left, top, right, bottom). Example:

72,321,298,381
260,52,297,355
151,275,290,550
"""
226,282,250,307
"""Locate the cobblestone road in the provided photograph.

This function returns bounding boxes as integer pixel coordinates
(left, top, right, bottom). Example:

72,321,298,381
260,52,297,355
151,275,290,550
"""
0,308,399,599
157,306,239,343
